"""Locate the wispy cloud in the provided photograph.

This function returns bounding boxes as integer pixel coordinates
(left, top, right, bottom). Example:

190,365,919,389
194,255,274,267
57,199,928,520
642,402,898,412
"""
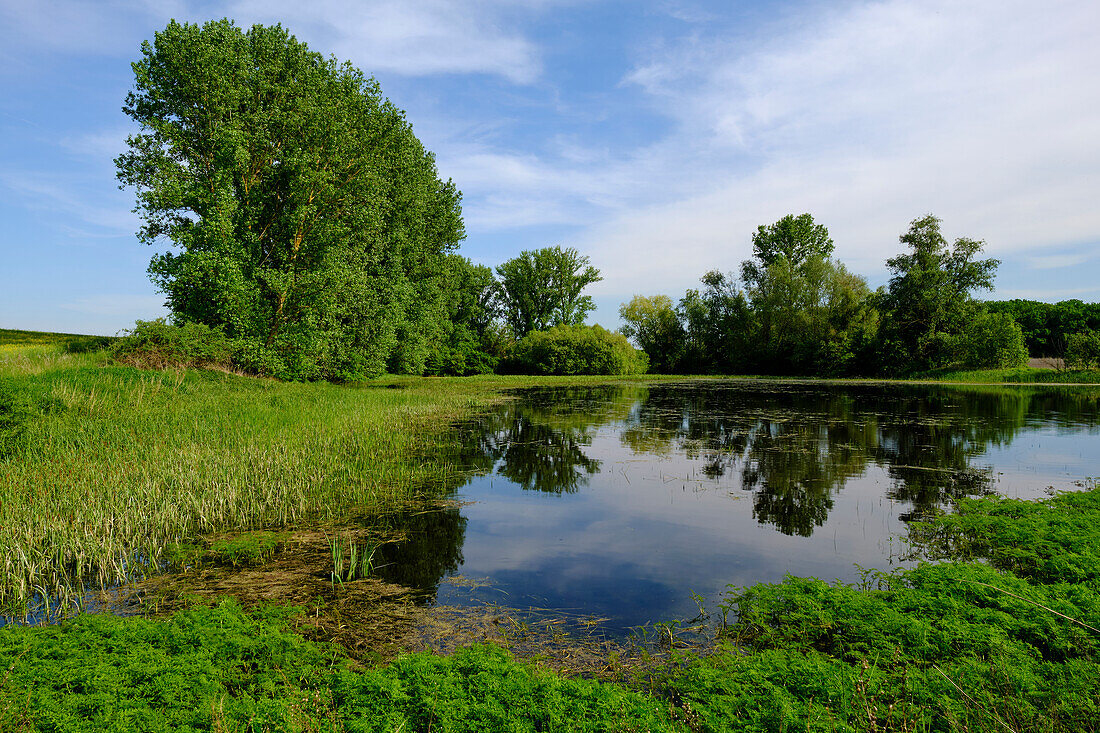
568,0,1100,301
0,0,547,83
0,171,137,236
1023,253,1092,270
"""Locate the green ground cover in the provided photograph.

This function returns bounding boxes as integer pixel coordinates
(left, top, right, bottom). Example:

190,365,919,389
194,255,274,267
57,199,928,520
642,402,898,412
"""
2,335,1098,732
2,486,1097,731
918,366,1100,384
0,329,91,346
0,342,658,615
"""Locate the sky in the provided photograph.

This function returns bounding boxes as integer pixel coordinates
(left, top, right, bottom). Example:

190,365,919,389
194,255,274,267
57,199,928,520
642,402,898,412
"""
2,0,1099,336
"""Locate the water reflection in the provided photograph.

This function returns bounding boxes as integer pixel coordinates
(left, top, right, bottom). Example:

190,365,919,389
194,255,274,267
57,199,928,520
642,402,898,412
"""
390,381,1100,627
469,383,1085,536
373,504,467,596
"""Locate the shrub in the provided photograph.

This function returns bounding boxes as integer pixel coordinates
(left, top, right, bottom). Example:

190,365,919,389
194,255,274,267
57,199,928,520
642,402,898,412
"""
955,310,1030,369
1065,331,1100,370
111,319,233,370
500,324,648,376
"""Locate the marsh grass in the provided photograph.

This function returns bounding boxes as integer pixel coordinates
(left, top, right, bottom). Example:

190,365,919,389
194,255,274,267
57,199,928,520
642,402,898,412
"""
0,343,663,618
0,345,518,617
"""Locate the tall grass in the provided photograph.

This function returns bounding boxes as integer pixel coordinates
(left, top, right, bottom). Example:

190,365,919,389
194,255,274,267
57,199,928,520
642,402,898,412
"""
0,345,498,617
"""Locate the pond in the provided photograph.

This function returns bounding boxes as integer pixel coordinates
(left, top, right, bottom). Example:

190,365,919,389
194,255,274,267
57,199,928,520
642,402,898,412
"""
378,381,1100,632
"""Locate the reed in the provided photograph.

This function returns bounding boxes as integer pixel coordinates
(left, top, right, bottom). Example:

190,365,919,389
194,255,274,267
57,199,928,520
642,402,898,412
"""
0,344,505,617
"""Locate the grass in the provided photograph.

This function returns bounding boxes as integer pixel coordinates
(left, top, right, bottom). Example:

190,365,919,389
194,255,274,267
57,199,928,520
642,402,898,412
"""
4,331,1100,730
0,344,486,616
657,487,1100,732
0,342,665,617
918,366,1100,384
0,328,96,346
2,487,1099,731
0,599,685,732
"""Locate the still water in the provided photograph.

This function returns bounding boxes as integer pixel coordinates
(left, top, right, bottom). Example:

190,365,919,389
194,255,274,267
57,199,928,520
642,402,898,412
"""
377,381,1100,631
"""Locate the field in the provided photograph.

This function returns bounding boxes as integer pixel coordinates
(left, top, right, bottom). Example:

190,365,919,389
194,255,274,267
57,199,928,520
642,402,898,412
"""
2,336,1099,731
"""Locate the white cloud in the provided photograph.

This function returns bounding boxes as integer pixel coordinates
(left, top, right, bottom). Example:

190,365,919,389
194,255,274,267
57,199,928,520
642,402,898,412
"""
60,294,168,319
597,0,1094,297
996,286,1100,301
0,0,545,82
1023,253,1092,270
0,171,137,235
225,0,545,83
445,0,1100,308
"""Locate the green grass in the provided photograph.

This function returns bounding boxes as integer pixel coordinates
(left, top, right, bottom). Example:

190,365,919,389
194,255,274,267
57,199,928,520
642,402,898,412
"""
660,488,1100,732
0,345,501,615
3,342,1100,730
918,366,1100,384
0,344,666,616
0,328,96,346
2,487,1099,731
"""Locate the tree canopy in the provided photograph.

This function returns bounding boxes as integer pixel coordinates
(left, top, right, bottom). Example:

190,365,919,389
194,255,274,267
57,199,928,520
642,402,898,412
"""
116,20,464,380
495,246,601,337
877,215,1000,373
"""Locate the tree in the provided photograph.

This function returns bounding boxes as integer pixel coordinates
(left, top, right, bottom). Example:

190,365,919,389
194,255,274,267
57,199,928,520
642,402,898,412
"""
877,215,999,373
741,213,834,289
116,20,463,379
495,246,601,337
427,255,501,375
739,214,873,374
618,295,684,373
678,270,754,374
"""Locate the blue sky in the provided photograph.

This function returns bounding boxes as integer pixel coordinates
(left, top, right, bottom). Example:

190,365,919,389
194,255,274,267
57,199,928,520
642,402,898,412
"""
2,0,1099,335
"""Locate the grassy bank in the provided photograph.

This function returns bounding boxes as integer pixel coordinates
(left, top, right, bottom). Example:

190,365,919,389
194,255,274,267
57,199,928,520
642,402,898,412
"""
0,343,648,616
919,366,1100,384
1,486,1098,731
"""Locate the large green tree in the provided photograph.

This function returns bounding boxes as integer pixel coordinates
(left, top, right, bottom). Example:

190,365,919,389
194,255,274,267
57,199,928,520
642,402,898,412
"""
740,214,874,374
877,215,1001,373
116,20,463,380
495,246,601,337
618,294,684,373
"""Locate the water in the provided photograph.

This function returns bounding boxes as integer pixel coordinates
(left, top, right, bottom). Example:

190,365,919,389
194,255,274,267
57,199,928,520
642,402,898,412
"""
376,381,1100,631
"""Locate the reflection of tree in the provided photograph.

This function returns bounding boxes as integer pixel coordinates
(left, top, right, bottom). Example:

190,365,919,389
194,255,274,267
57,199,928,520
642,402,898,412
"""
448,381,1086,537
374,505,467,601
496,416,601,493
874,388,1029,520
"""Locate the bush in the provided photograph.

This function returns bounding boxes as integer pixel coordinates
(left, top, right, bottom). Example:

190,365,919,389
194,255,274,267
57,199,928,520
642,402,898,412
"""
111,319,233,370
500,324,648,376
955,310,1029,369
1065,331,1100,370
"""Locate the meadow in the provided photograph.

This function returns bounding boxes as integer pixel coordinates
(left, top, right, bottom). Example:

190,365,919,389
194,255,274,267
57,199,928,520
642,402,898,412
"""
2,332,1098,731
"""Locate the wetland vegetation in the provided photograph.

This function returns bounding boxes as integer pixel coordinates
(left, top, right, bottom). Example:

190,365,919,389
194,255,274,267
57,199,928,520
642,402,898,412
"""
3,332,1100,730
3,16,1100,732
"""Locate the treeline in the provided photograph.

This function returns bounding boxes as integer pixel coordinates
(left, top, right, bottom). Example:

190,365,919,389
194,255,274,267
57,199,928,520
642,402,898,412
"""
116,20,642,380
116,21,1097,381
621,213,1031,377
983,299,1100,357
